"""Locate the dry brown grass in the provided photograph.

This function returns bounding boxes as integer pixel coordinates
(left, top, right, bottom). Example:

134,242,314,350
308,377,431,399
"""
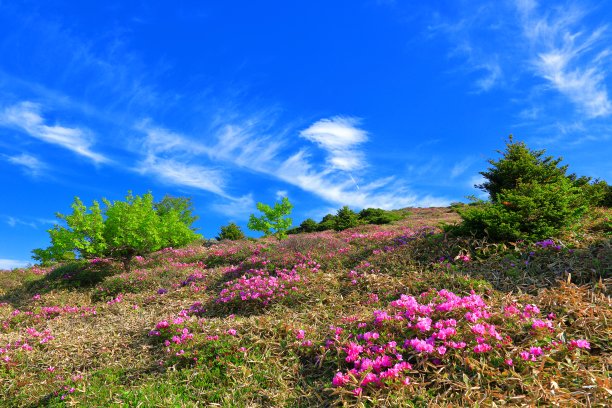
1,207,610,407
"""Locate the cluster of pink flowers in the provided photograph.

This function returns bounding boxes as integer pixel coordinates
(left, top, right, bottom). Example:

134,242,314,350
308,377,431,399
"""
568,339,591,350
454,254,471,263
29,265,52,275
106,294,124,305
149,309,246,365
326,289,592,396
2,304,97,331
0,327,55,365
216,267,305,306
88,257,111,265
149,314,196,351
25,327,55,343
38,305,97,319
159,246,205,257
342,229,398,244
346,261,378,285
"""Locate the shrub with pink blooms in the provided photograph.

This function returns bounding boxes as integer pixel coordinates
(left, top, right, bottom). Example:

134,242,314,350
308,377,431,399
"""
320,289,591,396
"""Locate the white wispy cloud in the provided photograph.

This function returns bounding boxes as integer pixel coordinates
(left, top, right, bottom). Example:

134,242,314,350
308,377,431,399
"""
429,1,611,118
0,258,30,270
137,156,228,197
450,157,476,178
210,194,255,218
300,116,368,171
212,124,284,170
5,216,37,228
135,121,264,210
6,153,46,177
276,150,448,209
0,102,109,163
474,60,503,92
428,6,506,93
517,1,612,118
275,190,288,200
136,117,448,211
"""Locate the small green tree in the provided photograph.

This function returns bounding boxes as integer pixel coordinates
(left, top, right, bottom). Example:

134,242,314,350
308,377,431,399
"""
299,218,319,233
317,214,337,231
33,192,201,270
453,137,587,241
247,197,293,240
477,135,568,201
216,222,246,241
359,208,401,225
334,206,360,231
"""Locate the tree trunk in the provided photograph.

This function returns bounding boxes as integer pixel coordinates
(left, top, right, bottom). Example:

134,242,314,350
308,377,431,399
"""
122,253,134,272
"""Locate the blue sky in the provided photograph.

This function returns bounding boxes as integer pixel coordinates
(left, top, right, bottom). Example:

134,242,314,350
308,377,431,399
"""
1,0,611,268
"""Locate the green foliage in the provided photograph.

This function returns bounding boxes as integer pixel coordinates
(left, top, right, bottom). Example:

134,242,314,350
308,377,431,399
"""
334,206,360,231
33,192,201,270
287,218,319,234
154,195,199,228
358,208,402,225
454,137,588,242
217,222,246,241
317,214,337,231
247,197,293,240
287,207,404,235
477,135,568,201
573,178,612,208
299,218,319,233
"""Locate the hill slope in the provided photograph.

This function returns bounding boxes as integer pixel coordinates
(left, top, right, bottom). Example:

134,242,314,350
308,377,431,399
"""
1,207,610,407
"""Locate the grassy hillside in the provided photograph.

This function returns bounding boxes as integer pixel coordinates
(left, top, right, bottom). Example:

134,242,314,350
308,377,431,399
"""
1,207,610,407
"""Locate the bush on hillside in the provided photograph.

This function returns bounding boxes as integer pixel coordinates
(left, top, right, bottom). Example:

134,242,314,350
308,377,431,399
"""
299,218,319,233
32,192,201,270
216,222,246,241
287,218,320,235
452,137,588,241
317,214,337,231
334,206,360,231
359,207,402,224
476,136,568,201
572,177,612,208
288,207,405,235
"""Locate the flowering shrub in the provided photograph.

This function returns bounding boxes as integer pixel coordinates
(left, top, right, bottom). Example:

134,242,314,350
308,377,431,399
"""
216,268,304,306
324,289,590,396
148,309,246,372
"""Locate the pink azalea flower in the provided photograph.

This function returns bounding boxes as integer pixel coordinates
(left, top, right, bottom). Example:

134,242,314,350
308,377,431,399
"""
568,339,590,350
332,372,350,387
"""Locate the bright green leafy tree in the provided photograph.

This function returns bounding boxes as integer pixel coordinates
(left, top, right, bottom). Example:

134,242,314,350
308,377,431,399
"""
32,192,201,270
154,195,199,227
247,197,293,240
